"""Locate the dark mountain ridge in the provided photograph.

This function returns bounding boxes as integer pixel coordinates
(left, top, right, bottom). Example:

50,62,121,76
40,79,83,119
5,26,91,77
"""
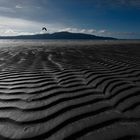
0,31,116,40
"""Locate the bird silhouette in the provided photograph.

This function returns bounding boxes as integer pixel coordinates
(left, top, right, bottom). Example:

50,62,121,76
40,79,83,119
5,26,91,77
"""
42,27,47,32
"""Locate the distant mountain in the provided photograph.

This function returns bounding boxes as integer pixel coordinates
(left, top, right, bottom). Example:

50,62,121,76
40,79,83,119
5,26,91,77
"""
0,31,116,40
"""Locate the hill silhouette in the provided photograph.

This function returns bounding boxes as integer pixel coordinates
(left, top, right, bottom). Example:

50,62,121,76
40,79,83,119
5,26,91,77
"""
0,31,116,40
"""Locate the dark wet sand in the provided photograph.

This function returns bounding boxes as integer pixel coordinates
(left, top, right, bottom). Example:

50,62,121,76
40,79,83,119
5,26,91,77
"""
0,41,140,140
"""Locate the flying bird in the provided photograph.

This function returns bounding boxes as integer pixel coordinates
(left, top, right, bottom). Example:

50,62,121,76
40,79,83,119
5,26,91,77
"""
42,27,47,32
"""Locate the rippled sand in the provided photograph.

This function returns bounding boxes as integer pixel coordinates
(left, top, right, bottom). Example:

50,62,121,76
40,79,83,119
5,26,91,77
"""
0,40,140,140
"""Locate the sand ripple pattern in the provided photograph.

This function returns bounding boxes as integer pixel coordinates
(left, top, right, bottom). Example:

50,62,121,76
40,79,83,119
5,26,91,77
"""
0,44,140,140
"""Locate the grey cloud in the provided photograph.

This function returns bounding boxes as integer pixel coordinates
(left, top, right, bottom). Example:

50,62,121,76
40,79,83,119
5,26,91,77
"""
0,0,64,23
0,6,15,13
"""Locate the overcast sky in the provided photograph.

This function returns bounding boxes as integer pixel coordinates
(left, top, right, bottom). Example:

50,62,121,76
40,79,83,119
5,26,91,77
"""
0,0,140,39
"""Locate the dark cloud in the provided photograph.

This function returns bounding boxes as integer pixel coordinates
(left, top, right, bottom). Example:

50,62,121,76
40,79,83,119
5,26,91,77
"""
0,0,139,23
105,0,140,8
79,0,140,8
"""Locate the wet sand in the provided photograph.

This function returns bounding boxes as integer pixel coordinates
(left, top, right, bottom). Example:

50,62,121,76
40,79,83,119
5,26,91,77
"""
0,41,140,140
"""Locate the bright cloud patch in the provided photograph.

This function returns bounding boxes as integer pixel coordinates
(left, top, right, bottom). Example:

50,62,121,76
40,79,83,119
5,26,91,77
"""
15,5,23,9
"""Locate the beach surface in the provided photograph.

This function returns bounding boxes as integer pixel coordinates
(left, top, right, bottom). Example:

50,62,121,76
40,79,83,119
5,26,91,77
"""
0,40,140,140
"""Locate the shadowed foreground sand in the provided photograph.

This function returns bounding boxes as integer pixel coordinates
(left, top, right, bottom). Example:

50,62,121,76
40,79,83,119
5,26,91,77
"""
0,41,140,140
